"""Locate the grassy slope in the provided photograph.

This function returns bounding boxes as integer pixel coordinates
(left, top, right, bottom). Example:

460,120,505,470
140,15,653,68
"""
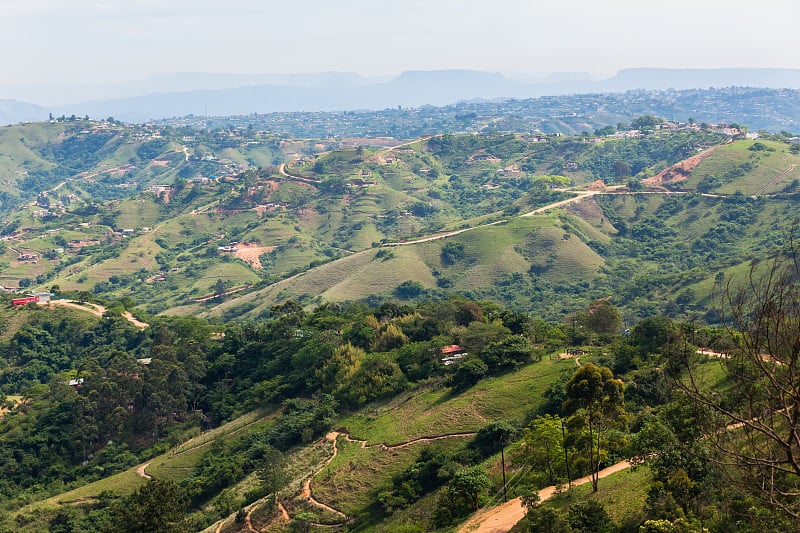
204,212,607,320
686,139,800,194
340,358,570,444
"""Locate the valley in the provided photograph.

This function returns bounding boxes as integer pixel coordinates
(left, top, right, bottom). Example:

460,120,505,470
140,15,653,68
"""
2,115,800,532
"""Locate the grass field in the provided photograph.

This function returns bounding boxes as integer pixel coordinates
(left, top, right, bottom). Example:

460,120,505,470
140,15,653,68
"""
340,357,570,445
688,140,800,194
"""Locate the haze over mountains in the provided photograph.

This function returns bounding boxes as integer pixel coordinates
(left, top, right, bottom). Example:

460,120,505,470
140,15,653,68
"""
3,67,800,124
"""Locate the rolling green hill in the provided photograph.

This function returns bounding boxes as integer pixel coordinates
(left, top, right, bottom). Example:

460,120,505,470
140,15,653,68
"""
3,125,799,326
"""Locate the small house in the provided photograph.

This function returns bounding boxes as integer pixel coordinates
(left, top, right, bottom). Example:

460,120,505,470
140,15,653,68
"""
441,344,468,365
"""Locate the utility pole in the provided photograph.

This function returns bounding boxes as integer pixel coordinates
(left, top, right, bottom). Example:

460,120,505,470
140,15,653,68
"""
571,314,576,346
561,419,572,489
501,446,508,501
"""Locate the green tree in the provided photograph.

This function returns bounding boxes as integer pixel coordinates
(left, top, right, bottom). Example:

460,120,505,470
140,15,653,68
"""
585,299,621,336
471,420,517,457
449,357,488,391
481,335,535,371
450,465,491,511
525,505,573,533
459,320,511,356
213,278,226,301
563,363,626,492
441,241,466,266
567,500,613,533
394,280,425,299
515,415,567,486
257,446,288,517
108,479,189,533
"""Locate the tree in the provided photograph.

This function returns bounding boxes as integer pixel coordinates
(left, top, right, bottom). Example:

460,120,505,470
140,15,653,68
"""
394,280,425,299
450,466,491,511
213,278,226,301
441,241,466,266
670,229,800,518
567,500,613,533
459,320,511,356
563,363,626,492
525,504,573,533
515,415,567,487
108,479,189,533
257,446,288,517
433,465,491,526
449,357,488,391
482,335,535,371
585,299,621,336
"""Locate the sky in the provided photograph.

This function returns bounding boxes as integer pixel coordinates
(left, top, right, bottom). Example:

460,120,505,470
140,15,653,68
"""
1,0,799,98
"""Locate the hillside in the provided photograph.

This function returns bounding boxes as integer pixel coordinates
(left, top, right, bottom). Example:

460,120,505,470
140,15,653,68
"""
4,288,800,532
3,127,800,531
5,126,800,325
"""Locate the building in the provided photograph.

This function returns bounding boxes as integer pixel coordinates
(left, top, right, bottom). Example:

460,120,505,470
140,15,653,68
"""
441,345,468,365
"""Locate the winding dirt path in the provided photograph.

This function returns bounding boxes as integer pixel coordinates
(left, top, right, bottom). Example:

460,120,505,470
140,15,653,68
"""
277,501,290,522
301,432,348,520
277,163,319,184
135,463,151,480
122,311,149,329
244,507,258,533
301,430,478,521
458,460,632,533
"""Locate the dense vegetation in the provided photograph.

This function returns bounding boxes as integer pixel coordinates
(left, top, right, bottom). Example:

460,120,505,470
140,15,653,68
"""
2,261,799,532
3,122,800,531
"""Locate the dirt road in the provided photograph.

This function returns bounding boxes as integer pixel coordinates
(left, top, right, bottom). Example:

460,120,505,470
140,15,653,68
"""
135,463,151,480
43,300,149,329
458,460,632,533
383,219,507,246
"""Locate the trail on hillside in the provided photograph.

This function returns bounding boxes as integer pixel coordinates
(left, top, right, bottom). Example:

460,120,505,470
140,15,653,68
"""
756,163,797,195
383,219,507,246
42,300,149,329
135,463,151,480
300,430,478,522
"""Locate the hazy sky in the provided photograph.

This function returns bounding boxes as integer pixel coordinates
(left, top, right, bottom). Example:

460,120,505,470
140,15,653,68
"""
2,0,799,86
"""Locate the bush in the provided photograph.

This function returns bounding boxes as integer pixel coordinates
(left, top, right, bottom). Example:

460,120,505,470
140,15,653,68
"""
394,280,425,299
449,358,488,391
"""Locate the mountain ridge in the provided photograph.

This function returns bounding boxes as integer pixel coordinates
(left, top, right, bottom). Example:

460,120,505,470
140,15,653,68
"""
3,68,800,124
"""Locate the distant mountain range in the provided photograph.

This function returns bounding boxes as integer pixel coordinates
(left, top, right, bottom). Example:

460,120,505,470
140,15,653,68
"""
0,99,50,124
2,68,800,124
